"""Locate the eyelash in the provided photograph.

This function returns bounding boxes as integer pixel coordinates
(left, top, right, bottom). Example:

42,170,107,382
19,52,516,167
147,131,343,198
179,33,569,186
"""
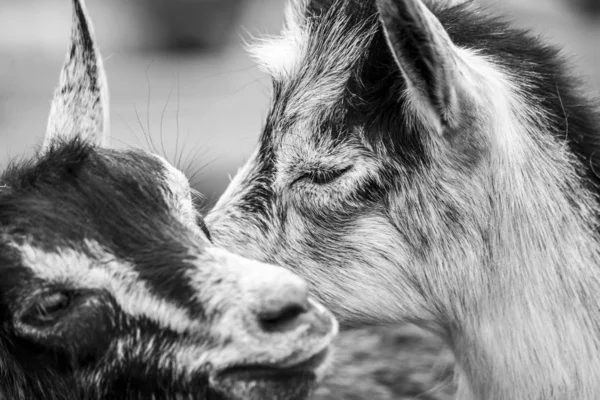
196,216,212,242
21,291,74,326
294,166,352,186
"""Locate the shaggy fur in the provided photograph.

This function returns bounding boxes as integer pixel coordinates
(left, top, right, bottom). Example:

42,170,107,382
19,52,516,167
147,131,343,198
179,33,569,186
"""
207,0,600,399
0,1,337,399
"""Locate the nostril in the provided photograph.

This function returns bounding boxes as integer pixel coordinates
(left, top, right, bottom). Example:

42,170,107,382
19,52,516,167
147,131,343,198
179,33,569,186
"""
258,303,308,333
251,271,311,334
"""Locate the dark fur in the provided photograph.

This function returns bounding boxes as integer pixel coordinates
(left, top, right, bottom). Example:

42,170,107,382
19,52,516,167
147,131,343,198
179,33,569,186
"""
0,139,220,399
1,140,316,400
1,139,205,315
0,0,337,397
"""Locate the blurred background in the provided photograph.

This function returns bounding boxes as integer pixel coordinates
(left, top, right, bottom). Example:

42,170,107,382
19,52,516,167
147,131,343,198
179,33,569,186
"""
1,0,599,205
1,0,599,398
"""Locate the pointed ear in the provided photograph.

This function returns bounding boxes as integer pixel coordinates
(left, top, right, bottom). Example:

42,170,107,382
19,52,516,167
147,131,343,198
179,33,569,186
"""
376,0,466,135
43,0,110,151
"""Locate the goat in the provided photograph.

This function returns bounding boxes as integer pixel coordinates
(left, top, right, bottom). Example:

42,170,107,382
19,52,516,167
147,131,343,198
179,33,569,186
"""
207,0,600,398
0,1,337,399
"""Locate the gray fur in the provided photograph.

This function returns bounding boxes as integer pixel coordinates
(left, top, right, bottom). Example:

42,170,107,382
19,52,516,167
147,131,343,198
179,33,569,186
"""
208,0,600,399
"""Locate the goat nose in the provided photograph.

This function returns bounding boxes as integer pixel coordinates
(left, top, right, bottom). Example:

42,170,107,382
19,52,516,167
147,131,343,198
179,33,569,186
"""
236,258,334,335
256,275,311,333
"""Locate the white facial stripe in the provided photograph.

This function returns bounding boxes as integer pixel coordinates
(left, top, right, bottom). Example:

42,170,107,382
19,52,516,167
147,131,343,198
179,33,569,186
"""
106,247,336,377
15,240,204,334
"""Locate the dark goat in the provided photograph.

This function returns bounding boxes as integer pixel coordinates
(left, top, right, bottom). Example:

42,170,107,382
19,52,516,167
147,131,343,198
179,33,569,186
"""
0,1,337,399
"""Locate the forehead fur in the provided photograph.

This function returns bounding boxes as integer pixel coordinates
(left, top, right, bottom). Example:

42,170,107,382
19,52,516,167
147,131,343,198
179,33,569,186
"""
0,138,208,314
1,139,185,243
253,0,600,190
251,1,379,116
11,240,206,334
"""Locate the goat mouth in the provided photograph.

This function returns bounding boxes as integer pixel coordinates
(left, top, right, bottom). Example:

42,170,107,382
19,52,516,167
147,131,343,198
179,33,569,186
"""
210,349,329,400
218,348,328,381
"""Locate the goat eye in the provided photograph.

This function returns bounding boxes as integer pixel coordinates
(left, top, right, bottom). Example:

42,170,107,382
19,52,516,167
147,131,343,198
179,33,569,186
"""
196,215,212,242
24,292,71,325
296,166,352,186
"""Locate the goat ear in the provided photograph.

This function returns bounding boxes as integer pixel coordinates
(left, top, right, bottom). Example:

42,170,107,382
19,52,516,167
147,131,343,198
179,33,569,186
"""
376,0,465,135
43,0,110,151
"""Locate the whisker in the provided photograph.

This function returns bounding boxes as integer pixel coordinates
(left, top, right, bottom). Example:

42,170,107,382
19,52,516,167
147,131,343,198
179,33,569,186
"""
116,111,146,151
133,103,155,153
159,77,176,160
175,73,181,171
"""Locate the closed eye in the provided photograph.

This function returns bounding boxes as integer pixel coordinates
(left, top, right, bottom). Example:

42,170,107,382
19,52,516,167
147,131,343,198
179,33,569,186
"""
21,291,73,326
196,215,212,243
293,165,352,186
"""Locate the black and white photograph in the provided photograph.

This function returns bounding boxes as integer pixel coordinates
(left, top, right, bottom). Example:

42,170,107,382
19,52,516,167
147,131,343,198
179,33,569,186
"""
1,0,600,399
